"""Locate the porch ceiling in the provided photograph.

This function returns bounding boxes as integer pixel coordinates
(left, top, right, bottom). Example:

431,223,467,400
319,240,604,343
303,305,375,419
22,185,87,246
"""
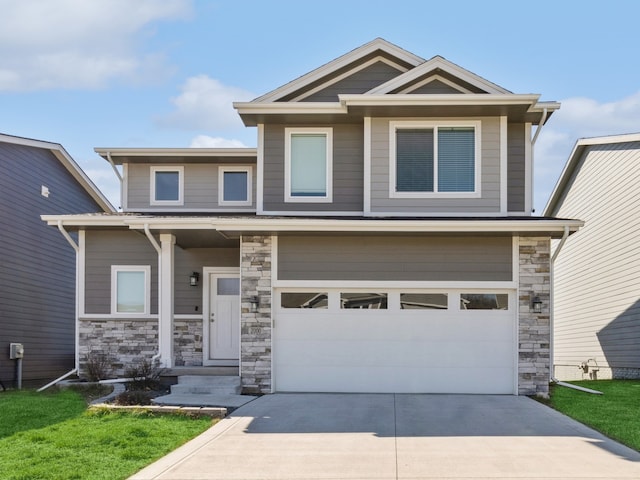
163,229,239,249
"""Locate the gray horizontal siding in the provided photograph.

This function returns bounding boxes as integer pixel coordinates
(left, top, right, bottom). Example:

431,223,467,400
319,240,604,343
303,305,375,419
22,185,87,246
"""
278,235,512,281
553,141,640,374
507,123,526,212
263,124,364,212
302,61,404,102
405,79,464,94
126,163,256,211
370,117,501,213
0,142,104,384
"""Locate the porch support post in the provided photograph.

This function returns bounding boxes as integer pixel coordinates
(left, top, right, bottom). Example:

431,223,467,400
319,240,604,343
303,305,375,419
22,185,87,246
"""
159,233,176,368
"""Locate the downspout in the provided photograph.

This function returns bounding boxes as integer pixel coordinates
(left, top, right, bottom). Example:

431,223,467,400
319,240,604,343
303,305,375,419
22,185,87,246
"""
550,225,602,395
529,108,548,214
106,151,123,183
144,224,163,366
38,221,80,391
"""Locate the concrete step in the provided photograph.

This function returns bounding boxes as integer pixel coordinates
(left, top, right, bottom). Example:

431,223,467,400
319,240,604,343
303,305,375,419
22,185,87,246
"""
177,375,241,386
170,375,242,395
152,393,256,408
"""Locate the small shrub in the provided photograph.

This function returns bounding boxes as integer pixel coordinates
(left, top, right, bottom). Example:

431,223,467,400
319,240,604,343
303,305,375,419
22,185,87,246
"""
114,390,155,406
85,352,113,381
124,359,163,391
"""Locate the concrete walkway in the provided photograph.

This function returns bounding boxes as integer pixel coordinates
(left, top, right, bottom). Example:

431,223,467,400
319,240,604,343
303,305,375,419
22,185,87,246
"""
131,393,640,479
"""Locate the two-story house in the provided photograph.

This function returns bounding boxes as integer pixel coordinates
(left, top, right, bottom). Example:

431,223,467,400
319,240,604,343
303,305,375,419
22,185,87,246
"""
43,39,581,396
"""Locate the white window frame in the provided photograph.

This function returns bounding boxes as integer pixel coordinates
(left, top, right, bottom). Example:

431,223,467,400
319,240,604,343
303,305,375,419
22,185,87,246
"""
150,166,184,206
218,166,252,206
389,120,481,199
284,127,333,203
111,265,151,315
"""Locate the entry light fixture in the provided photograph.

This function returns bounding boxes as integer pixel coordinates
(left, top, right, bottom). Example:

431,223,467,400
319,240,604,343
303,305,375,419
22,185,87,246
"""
250,295,259,312
531,296,542,314
189,272,200,287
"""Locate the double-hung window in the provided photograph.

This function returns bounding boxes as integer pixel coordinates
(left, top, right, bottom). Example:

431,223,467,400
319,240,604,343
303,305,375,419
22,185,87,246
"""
150,166,184,205
218,166,252,206
390,121,480,198
285,127,333,202
111,266,151,315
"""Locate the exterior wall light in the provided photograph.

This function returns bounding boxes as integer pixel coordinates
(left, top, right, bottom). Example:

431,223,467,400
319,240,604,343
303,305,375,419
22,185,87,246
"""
250,295,259,312
532,296,542,314
189,272,200,287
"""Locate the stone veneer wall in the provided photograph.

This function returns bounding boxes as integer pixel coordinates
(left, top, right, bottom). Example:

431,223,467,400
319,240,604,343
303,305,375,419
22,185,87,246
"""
518,236,551,396
240,235,272,394
173,318,203,366
79,318,157,378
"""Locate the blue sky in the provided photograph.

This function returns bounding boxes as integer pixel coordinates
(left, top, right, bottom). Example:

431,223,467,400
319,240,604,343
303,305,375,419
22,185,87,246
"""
1,0,639,213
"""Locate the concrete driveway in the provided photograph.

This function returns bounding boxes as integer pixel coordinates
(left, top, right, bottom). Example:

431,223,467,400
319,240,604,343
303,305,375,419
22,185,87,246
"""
131,393,640,479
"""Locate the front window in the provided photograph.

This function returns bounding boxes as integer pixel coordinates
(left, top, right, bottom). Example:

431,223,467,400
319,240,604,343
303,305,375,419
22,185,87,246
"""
391,121,480,197
151,166,183,205
111,266,150,314
285,128,333,202
219,166,251,206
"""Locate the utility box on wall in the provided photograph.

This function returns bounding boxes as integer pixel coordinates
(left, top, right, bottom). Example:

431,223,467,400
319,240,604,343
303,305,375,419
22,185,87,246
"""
9,343,24,359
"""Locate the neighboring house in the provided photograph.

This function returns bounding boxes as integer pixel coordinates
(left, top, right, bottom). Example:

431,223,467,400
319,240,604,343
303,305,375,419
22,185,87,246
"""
42,39,582,396
544,133,640,380
0,133,114,387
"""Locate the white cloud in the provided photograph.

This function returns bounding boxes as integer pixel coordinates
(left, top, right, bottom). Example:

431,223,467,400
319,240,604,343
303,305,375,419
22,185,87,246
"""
0,0,191,91
157,75,254,130
534,91,640,213
189,135,248,148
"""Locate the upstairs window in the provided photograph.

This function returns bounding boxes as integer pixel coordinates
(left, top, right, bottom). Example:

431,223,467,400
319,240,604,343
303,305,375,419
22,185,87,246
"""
390,121,480,198
285,128,333,202
151,166,183,205
219,166,252,206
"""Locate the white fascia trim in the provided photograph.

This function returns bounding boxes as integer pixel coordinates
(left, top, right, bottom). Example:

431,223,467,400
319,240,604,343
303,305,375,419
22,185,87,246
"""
272,280,517,289
253,38,424,102
0,134,115,212
218,165,253,207
150,166,184,206
389,120,482,199
95,147,257,158
340,94,541,108
500,116,508,213
396,74,474,94
122,207,257,213
366,56,511,95
257,124,265,214
363,117,372,216
530,101,561,114
524,123,533,214
233,102,347,115
284,127,333,203
259,210,364,217
291,56,410,102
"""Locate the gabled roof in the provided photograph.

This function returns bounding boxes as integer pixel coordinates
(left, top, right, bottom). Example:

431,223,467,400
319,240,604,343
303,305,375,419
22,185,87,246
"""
366,55,511,95
0,133,115,212
544,133,640,216
253,38,425,103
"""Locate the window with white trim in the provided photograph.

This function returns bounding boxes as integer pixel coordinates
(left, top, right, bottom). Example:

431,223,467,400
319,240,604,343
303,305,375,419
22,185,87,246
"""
150,166,183,205
390,121,480,198
285,127,333,202
111,266,151,315
218,166,252,206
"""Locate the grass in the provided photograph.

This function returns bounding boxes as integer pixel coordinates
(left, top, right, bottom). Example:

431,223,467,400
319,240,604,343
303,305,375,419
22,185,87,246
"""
0,388,215,480
548,379,640,451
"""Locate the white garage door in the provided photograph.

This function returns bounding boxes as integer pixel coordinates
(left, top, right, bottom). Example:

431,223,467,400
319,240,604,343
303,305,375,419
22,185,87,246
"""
273,289,516,394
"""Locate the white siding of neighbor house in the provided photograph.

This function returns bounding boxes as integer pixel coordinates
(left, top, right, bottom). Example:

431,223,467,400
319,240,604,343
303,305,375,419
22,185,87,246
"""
553,141,640,377
370,117,501,214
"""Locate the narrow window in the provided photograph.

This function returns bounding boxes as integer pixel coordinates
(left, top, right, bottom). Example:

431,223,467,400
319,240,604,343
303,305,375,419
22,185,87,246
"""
438,127,475,192
111,266,150,314
396,129,434,192
340,293,388,309
219,166,251,206
400,293,448,310
151,166,183,205
460,293,509,310
281,292,328,309
285,128,333,202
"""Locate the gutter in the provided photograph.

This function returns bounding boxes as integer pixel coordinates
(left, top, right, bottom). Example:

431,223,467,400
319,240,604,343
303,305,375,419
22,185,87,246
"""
143,224,163,366
549,225,603,395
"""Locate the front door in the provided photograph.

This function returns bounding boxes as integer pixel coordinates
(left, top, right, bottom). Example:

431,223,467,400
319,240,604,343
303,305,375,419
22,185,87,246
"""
206,270,240,362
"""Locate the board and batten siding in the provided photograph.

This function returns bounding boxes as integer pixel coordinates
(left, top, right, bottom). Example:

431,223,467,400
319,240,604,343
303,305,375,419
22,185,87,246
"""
370,117,502,214
263,123,364,212
0,142,104,384
553,141,640,378
126,163,256,211
278,235,512,281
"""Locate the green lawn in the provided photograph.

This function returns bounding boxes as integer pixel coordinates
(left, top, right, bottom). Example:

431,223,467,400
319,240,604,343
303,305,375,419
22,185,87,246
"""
0,389,215,480
549,380,640,451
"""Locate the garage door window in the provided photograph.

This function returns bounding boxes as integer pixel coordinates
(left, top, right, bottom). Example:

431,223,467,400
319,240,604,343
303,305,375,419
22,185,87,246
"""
460,293,509,310
341,293,387,309
400,293,448,309
281,292,328,309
